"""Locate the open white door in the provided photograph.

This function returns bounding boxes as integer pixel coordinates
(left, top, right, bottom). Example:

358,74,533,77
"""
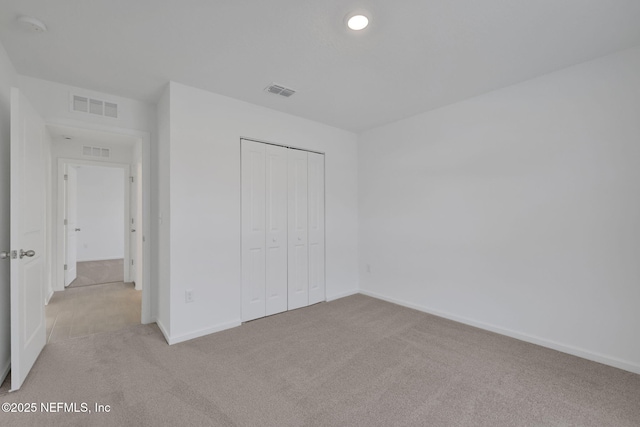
10,88,47,391
134,162,143,289
129,166,139,285
64,166,78,286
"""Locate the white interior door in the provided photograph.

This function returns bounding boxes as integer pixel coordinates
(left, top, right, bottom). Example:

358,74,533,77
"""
10,87,47,391
308,152,325,305
129,168,137,284
241,140,266,321
265,144,288,316
288,149,309,310
64,166,78,286
134,161,143,290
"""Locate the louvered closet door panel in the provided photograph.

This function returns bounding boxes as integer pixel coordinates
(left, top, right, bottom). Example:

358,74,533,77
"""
307,152,325,305
288,149,309,310
265,144,288,316
241,140,266,322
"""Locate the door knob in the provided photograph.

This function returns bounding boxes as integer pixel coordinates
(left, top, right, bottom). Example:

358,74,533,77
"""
75,228,81,232
19,249,35,259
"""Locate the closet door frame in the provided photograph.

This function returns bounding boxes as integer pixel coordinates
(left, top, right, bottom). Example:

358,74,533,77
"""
240,140,267,322
307,152,325,305
240,138,326,320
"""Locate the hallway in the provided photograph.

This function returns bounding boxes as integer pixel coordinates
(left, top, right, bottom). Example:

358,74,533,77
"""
46,282,141,343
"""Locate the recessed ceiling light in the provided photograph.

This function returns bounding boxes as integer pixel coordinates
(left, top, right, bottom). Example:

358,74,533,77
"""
17,15,47,33
347,14,369,31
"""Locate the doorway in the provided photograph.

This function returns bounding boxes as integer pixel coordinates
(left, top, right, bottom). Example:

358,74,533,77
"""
47,125,147,343
64,164,129,288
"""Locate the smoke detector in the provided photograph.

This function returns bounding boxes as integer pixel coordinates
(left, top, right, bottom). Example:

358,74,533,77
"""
264,84,296,98
17,16,48,33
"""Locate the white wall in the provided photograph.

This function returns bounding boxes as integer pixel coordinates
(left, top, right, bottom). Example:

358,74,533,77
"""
358,47,640,374
18,76,154,133
43,129,54,304
161,82,358,343
155,86,170,336
0,41,17,383
52,138,137,165
75,166,125,261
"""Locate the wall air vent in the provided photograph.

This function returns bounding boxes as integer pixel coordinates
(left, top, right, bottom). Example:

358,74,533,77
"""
264,84,296,98
71,94,118,118
82,145,110,159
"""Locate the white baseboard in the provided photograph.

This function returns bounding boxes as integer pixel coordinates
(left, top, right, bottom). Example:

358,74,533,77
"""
76,257,124,263
359,289,640,375
155,319,171,344
326,289,360,302
141,313,154,326
0,358,10,386
163,320,241,345
45,288,54,305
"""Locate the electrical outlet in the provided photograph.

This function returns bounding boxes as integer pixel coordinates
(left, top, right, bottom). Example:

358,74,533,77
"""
185,289,194,303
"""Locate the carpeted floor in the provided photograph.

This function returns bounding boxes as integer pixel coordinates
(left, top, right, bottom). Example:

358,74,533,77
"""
1,294,639,426
68,259,124,288
46,281,141,343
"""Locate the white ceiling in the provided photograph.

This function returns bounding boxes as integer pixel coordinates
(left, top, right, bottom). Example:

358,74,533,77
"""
1,1,639,132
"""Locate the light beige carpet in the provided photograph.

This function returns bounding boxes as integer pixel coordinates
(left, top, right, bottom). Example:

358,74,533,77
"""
1,294,639,426
68,259,124,288
46,281,141,344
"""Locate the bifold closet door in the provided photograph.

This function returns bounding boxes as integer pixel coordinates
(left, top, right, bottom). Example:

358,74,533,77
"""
241,140,266,322
288,149,309,310
265,144,288,316
308,152,325,305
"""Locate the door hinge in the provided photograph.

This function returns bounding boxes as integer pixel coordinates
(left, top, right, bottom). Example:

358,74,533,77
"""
131,259,134,266
64,174,68,181
131,218,134,224
64,264,67,271
130,176,134,183
64,219,68,225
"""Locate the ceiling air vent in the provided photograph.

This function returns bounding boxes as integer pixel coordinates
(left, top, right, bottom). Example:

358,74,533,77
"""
264,84,296,98
82,145,111,159
71,94,118,118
